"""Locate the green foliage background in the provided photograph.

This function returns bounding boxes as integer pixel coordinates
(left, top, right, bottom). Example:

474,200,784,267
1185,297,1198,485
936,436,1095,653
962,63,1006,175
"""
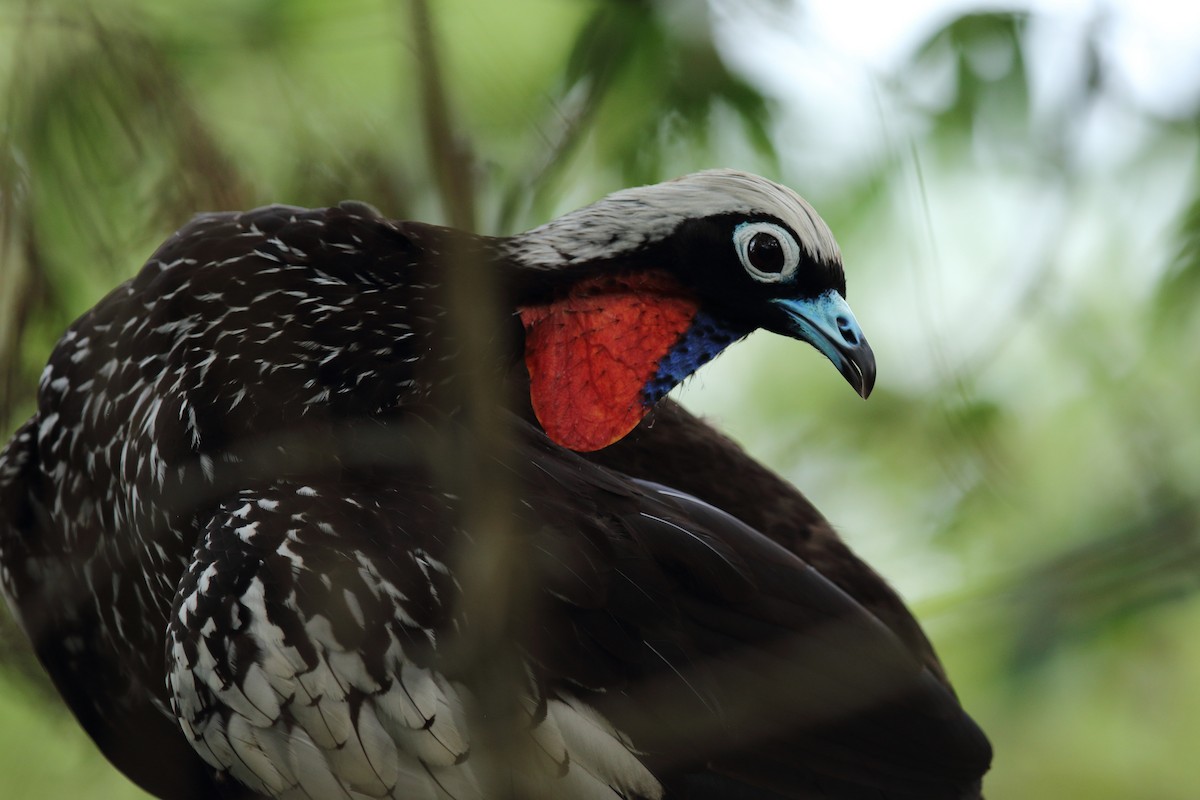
1,1,1198,797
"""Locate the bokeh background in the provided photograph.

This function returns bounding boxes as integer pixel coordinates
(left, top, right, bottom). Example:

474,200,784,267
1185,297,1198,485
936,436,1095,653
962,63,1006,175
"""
1,0,1198,797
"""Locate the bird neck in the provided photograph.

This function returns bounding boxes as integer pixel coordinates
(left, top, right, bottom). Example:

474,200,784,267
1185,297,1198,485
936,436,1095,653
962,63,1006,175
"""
515,269,745,452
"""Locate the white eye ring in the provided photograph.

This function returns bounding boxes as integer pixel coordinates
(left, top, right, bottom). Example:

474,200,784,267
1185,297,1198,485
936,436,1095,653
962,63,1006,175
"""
733,222,801,283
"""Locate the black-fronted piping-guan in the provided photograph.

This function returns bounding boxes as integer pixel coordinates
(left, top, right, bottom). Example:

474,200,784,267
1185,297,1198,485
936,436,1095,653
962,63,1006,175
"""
0,169,991,799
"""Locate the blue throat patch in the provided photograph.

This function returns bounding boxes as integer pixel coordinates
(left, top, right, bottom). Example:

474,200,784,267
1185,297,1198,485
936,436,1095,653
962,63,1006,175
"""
643,311,745,404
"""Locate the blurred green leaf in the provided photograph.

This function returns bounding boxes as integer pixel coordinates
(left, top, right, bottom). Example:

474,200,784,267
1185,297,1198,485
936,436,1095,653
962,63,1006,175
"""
2,2,1200,799
904,12,1031,143
1154,177,1200,325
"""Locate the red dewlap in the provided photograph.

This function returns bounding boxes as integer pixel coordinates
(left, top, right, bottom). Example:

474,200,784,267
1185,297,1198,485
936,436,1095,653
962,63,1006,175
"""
519,272,699,452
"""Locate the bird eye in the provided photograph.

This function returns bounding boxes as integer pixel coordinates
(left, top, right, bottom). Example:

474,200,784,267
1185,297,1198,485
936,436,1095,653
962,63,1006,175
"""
748,232,784,272
733,222,800,283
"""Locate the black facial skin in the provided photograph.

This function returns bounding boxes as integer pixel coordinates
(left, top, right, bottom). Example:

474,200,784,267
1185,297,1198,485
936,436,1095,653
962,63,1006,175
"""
505,212,848,341
663,213,849,335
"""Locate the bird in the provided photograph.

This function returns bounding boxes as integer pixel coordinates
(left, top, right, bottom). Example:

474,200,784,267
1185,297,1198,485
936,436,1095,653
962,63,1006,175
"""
0,169,991,800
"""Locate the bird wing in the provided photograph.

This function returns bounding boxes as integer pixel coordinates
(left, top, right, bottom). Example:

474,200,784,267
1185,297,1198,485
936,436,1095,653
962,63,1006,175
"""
165,461,666,800
164,420,989,800
602,480,992,799
0,419,236,800
590,399,955,687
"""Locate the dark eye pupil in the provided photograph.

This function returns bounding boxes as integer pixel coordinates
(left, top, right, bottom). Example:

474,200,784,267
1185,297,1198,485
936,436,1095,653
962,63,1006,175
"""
747,231,784,273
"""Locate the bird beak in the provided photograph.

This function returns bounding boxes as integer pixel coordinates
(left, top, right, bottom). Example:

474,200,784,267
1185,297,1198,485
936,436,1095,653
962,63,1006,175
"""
770,291,876,398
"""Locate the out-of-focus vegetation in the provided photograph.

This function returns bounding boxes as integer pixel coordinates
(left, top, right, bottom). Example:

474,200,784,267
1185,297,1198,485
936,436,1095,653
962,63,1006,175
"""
0,1,1197,798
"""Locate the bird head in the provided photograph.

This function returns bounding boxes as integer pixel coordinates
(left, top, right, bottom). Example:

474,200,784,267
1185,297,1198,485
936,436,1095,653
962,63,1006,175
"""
508,169,875,452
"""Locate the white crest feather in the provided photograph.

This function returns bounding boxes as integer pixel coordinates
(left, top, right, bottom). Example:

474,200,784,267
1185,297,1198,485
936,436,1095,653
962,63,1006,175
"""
507,169,840,269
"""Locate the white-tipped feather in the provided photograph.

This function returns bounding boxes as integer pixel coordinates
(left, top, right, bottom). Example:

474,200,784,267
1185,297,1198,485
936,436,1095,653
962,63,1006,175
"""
376,675,428,732
240,662,283,725
427,681,470,762
387,700,469,768
355,703,402,793
552,696,664,800
326,716,391,797
422,759,484,800
227,713,289,796
297,656,354,744
520,759,630,800
386,765,441,800
526,697,569,776
402,663,442,718
287,726,353,800
326,649,382,694
249,723,300,788
200,715,237,770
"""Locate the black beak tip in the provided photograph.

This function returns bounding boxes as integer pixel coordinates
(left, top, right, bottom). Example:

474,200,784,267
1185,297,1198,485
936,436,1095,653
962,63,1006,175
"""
858,369,875,399
843,344,876,400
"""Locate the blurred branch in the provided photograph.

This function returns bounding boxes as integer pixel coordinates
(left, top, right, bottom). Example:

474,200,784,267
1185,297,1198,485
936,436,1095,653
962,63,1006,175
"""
496,1,646,231
410,0,476,231
498,0,779,232
0,4,48,437
407,2,526,797
1007,493,1200,672
496,68,602,234
0,214,51,439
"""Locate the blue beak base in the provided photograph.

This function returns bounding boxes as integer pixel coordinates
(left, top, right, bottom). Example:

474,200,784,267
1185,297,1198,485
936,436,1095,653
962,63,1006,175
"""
771,292,876,398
